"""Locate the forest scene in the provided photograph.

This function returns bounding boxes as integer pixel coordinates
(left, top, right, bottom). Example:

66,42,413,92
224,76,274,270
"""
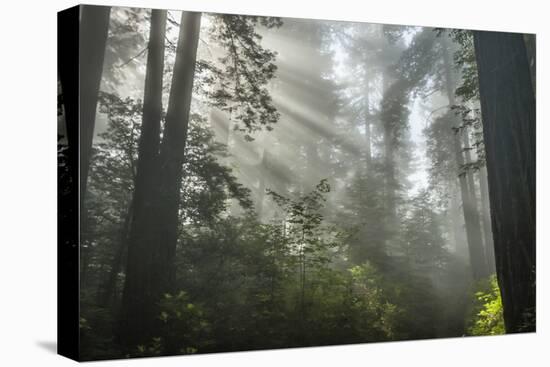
57,5,536,361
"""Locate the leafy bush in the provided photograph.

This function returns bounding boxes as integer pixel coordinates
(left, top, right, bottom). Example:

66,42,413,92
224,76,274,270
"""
131,291,211,357
467,275,505,336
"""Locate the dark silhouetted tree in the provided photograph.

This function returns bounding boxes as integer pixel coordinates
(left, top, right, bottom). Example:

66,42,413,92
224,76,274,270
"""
79,5,111,207
119,9,167,347
474,30,536,333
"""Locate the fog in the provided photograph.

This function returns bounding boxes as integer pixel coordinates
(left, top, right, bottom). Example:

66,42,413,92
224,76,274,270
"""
72,7,504,359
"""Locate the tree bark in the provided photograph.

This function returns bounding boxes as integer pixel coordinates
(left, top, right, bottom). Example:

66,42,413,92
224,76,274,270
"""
118,9,167,348
463,128,488,277
442,39,488,280
149,12,202,353
157,10,202,293
478,167,495,273
474,31,536,333
79,5,111,208
77,6,111,291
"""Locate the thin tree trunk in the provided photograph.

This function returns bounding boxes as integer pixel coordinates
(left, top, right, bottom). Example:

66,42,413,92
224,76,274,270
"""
383,122,396,219
463,128,488,276
462,129,478,208
118,9,167,348
478,167,495,273
256,151,268,217
474,31,536,333
442,39,487,280
454,134,486,280
377,72,406,261
364,79,372,170
449,189,467,259
156,10,202,295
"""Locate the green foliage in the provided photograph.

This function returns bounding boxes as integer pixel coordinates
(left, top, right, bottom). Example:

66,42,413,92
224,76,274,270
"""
180,113,253,224
79,317,90,330
78,12,509,361
266,179,338,271
402,189,448,272
102,7,150,91
133,337,163,358
448,30,479,102
396,28,439,93
467,275,505,336
80,92,257,357
139,291,211,356
128,292,212,357
447,29,486,167
169,180,412,352
342,170,389,267
178,215,293,351
346,263,403,340
79,293,120,361
200,14,282,140
424,111,458,203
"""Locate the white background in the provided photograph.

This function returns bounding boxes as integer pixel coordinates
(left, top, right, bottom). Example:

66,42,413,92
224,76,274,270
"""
0,0,548,365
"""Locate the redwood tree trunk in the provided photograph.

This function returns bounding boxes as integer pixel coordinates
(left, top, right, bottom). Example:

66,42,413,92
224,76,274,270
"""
79,5,111,208
152,12,202,354
77,6,111,289
474,31,536,333
454,139,486,280
156,10,202,295
478,167,496,273
442,40,487,280
118,9,167,348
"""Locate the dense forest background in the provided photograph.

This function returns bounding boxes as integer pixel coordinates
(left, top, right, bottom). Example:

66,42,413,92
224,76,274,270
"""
57,6,536,360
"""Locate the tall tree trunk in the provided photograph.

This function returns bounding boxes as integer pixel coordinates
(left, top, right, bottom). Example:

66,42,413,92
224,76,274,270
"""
377,72,403,260
79,5,111,208
478,167,495,273
118,9,167,348
442,39,487,280
364,80,372,170
256,150,269,217
462,129,488,275
77,5,111,290
454,130,486,280
382,116,396,220
150,13,202,353
474,31,536,333
462,129,477,208
157,10,202,294
449,189,468,259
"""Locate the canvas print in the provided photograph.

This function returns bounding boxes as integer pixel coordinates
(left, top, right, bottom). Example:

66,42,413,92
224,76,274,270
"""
57,4,536,361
